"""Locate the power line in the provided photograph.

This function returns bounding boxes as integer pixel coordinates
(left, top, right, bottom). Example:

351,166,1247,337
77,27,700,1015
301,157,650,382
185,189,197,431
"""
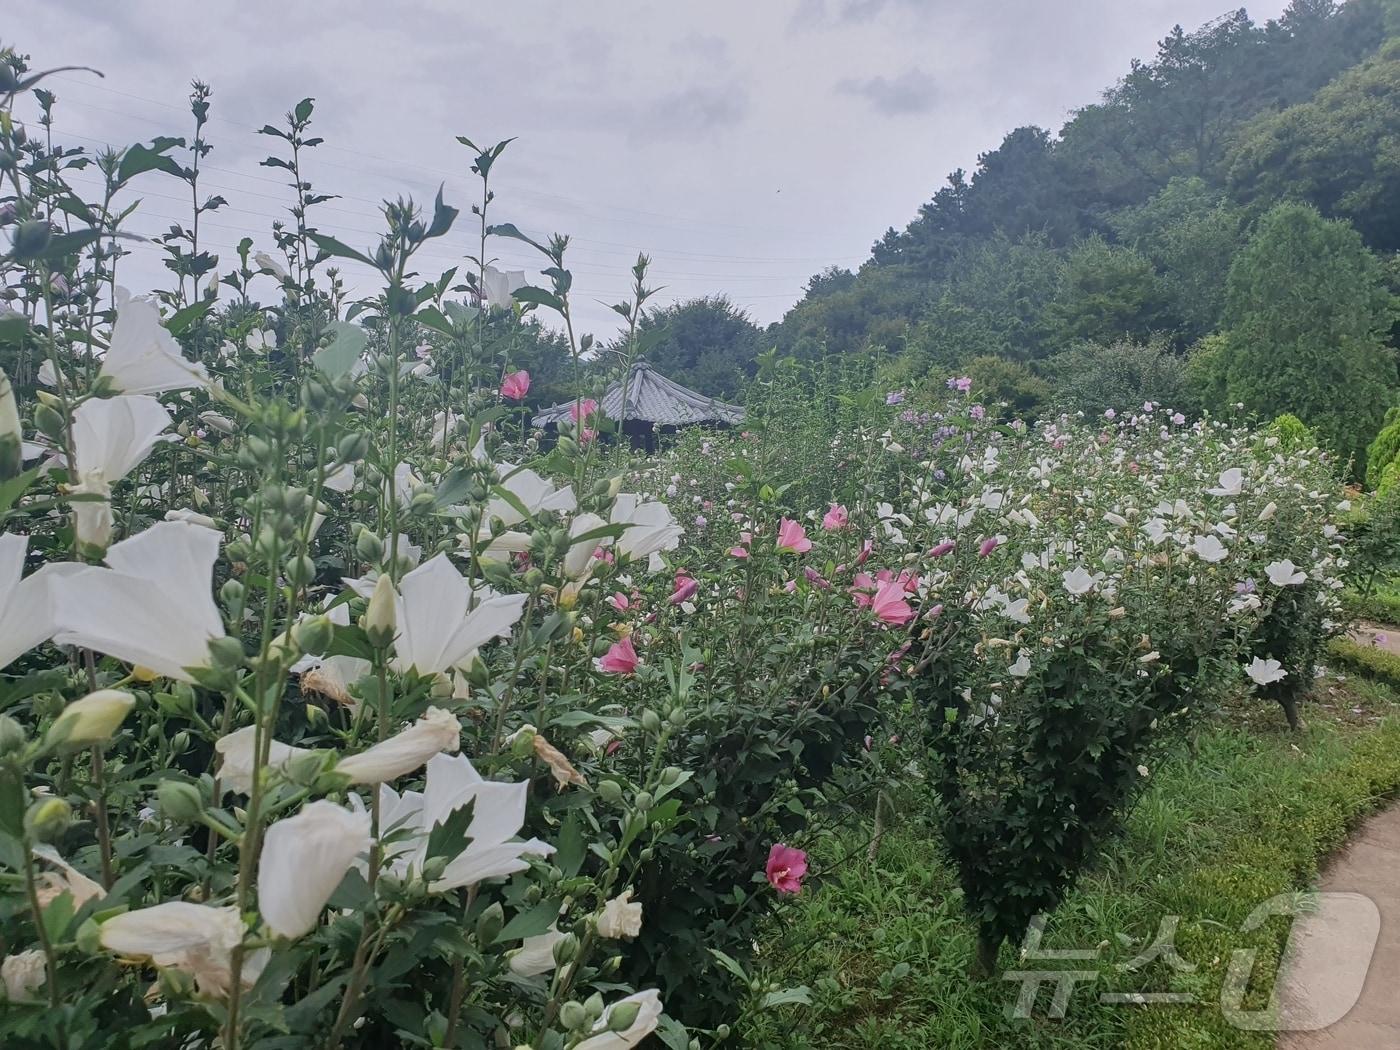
48,118,852,274
39,77,865,255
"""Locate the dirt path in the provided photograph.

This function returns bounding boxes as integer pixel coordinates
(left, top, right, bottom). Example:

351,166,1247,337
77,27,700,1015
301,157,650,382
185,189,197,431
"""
1276,805,1400,1048
1349,622,1400,658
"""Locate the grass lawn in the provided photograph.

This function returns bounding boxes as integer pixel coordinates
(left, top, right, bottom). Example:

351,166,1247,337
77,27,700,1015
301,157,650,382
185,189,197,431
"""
735,675,1400,1049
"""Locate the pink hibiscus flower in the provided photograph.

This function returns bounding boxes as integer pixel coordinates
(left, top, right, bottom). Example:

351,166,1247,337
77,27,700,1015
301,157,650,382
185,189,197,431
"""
776,517,812,554
766,843,808,895
500,369,530,401
595,636,640,675
870,580,914,626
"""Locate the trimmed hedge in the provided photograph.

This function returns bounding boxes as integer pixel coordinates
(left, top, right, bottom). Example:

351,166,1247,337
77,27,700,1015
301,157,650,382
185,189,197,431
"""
1342,588,1400,625
1328,636,1400,688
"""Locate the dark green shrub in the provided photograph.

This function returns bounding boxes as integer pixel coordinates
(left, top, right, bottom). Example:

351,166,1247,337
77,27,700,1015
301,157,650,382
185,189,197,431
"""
1046,336,1191,416
1327,637,1400,687
1367,406,1400,489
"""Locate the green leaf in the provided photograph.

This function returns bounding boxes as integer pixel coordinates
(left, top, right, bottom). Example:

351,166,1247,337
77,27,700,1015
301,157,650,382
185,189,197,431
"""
760,985,813,1009
326,868,372,911
293,97,315,124
164,300,212,336
325,624,374,661
547,710,634,731
0,467,42,517
510,285,564,313
496,896,561,943
14,228,101,264
0,311,27,346
424,184,458,240
486,222,550,256
306,232,377,269
116,141,186,186
568,523,629,548
414,305,457,339
655,1016,692,1050
554,813,586,877
426,798,475,862
284,974,347,1032
708,948,750,984
312,321,367,380
487,482,532,526
432,468,473,510
42,890,76,942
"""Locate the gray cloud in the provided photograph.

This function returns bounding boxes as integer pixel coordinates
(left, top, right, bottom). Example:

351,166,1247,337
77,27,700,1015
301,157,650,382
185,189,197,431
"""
634,84,750,141
672,33,730,62
837,69,938,115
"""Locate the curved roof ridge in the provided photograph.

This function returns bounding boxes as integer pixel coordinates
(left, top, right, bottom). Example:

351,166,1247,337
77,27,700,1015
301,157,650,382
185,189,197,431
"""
532,361,745,427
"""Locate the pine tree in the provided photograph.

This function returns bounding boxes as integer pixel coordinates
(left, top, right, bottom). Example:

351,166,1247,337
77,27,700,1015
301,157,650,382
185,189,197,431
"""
1214,203,1397,473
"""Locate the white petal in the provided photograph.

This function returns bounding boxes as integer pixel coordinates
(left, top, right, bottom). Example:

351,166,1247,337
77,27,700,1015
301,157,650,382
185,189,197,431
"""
98,291,210,395
72,394,172,482
337,707,460,784
258,801,371,938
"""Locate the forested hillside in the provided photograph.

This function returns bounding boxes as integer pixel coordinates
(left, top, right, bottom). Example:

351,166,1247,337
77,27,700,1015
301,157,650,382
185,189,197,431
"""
653,0,1399,477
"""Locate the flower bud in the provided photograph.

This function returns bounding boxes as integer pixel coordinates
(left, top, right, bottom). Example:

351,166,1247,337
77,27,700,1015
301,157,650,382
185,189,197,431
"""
10,219,51,260
245,435,274,465
553,932,579,966
559,1001,587,1031
293,614,334,656
285,748,329,785
34,401,66,442
508,724,537,760
0,714,26,756
365,573,397,648
421,855,449,884
608,1001,642,1032
0,367,19,480
24,797,72,841
337,431,369,463
220,578,245,608
46,690,135,751
596,779,623,805
355,529,384,565
226,534,252,563
584,992,605,1021
640,710,662,735
208,636,247,670
285,553,316,589
475,901,505,944
156,779,204,822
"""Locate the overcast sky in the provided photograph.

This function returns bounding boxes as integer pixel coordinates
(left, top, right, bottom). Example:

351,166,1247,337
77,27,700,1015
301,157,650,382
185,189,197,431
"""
12,0,1287,341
